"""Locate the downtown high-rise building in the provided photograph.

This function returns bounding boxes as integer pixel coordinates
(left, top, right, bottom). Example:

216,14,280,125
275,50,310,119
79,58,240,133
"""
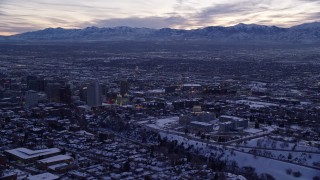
87,80,102,107
25,90,40,107
120,80,130,96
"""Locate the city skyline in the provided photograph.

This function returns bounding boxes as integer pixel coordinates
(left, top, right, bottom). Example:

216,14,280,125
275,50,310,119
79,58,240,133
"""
0,0,320,36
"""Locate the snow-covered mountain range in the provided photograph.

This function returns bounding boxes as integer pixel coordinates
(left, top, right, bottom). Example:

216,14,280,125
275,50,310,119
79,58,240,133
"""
1,22,320,43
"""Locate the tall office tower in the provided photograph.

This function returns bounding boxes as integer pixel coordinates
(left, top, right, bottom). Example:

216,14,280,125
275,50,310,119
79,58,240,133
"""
59,85,72,105
26,76,38,90
45,82,61,102
37,78,47,92
87,81,102,107
1,78,11,90
120,80,130,96
0,89,3,99
25,90,40,107
79,86,88,103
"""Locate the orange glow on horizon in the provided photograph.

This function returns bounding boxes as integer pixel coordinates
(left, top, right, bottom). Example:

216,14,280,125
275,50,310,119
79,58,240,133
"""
0,32,17,36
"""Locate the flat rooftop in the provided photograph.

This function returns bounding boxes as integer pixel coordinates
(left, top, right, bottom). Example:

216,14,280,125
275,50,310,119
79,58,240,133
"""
38,155,72,164
5,148,60,160
27,173,59,180
190,121,212,126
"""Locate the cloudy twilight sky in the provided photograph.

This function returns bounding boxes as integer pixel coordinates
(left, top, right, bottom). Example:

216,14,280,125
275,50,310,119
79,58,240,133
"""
0,0,319,35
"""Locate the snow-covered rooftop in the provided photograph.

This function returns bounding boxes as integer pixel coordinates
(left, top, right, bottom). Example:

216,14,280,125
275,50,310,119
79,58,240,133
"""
190,121,212,126
5,148,60,160
27,173,59,180
38,155,72,164
48,163,69,170
183,84,201,87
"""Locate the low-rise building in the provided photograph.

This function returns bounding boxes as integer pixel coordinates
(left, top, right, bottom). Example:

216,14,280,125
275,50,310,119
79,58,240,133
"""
189,121,213,132
37,155,73,169
4,148,61,163
219,115,248,132
219,121,234,132
27,172,59,180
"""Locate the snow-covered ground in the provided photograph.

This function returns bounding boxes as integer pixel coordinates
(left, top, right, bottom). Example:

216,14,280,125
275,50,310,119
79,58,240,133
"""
233,146,320,167
243,128,263,134
143,116,179,130
233,136,319,152
227,150,319,180
235,100,279,109
159,132,320,180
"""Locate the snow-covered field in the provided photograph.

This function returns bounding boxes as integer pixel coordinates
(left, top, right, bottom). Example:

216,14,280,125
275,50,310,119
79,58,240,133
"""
233,136,319,152
234,146,320,167
143,117,179,130
159,132,320,180
228,150,319,180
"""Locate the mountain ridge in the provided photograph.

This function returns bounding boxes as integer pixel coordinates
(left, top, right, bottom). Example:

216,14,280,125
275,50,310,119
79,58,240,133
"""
1,22,320,43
